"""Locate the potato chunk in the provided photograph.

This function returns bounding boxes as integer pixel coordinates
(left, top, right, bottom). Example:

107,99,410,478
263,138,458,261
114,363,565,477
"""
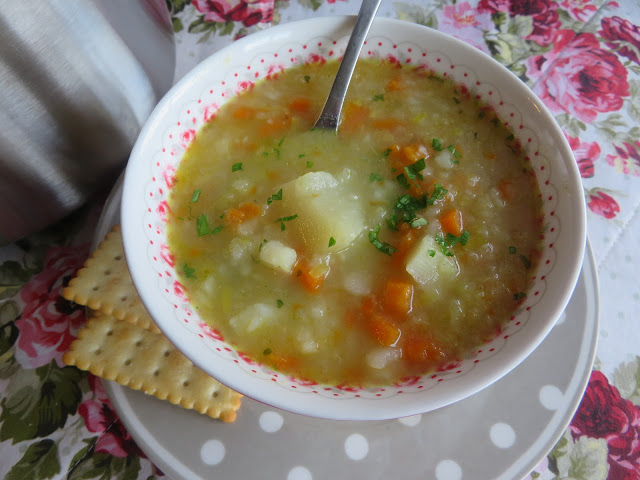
280,171,365,253
259,240,297,273
405,234,459,288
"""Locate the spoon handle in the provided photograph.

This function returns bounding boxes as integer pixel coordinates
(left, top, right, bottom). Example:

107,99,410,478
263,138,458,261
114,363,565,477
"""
313,0,382,131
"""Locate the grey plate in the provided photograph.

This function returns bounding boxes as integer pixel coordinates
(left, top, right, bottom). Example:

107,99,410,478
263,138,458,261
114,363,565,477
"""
99,174,598,480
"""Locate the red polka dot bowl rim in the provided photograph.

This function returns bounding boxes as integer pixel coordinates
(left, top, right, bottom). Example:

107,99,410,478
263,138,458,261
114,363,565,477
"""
121,16,586,421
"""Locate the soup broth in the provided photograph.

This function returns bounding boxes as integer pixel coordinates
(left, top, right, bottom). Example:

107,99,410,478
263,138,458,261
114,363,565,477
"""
167,59,544,386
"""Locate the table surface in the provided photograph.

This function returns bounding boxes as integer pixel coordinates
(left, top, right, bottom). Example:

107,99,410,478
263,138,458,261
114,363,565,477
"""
1,1,639,479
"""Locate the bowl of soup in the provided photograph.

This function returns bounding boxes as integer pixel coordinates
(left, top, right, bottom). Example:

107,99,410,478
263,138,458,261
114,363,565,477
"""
121,16,586,420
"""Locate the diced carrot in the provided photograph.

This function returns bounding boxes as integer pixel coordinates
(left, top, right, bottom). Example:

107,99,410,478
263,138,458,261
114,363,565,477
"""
295,260,327,294
368,313,401,347
497,179,517,203
402,333,446,366
439,208,463,236
289,97,312,114
340,103,370,135
386,76,404,91
371,118,406,131
259,114,291,137
361,296,376,316
224,202,262,225
401,143,429,164
232,106,261,120
483,151,497,160
384,280,414,316
392,223,419,267
267,351,300,371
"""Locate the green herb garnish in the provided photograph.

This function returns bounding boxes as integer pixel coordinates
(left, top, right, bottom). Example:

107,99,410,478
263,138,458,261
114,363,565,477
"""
373,94,385,102
410,217,428,228
267,188,283,205
276,299,284,308
428,249,436,257
211,225,223,235
396,173,411,189
519,255,532,269
306,161,314,168
231,162,243,172
404,157,426,181
369,173,384,183
368,225,397,256
276,214,298,231
190,189,201,203
183,263,196,279
263,347,272,355
432,138,444,151
304,75,310,83
383,148,392,157
513,292,527,301
509,246,517,254
196,214,209,237
386,214,399,231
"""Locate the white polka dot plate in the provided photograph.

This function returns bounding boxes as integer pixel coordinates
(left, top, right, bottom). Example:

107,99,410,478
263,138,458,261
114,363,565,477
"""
97,173,598,480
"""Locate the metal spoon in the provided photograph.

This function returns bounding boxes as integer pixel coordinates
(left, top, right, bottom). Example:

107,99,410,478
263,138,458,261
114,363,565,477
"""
313,0,383,132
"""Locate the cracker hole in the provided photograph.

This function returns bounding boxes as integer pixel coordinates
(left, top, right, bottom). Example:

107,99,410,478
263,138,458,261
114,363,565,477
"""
124,359,131,366
103,270,111,276
92,286,99,291
183,380,190,387
153,370,160,377
120,296,128,302
212,391,219,398
95,349,102,355
106,330,113,336
135,340,142,347
114,255,122,261
163,351,170,357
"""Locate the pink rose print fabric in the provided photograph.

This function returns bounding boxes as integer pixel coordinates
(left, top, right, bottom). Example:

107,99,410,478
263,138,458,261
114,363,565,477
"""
527,30,629,123
566,134,600,178
587,190,621,219
15,244,89,369
192,0,273,27
437,2,493,54
571,371,640,480
79,375,147,458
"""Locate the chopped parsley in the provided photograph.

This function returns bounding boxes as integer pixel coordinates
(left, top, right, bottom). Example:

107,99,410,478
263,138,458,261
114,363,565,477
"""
447,145,461,159
404,157,426,181
231,162,243,172
196,214,209,237
369,173,384,183
373,93,385,101
478,111,486,120
267,188,283,205
276,214,298,231
427,249,436,257
386,214,399,231
383,148,392,157
211,225,223,235
508,246,517,254
453,97,461,104
263,347,272,355
190,189,201,203
435,230,470,256
410,217,428,228
396,173,411,189
259,239,268,252
432,138,444,151
306,160,314,168
183,263,196,279
519,255,532,269
304,75,311,83
513,292,527,301
328,236,336,248
369,225,397,256
276,299,284,308
298,153,306,158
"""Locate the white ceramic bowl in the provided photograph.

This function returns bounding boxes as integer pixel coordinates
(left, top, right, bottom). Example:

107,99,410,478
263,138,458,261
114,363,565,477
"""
121,16,586,421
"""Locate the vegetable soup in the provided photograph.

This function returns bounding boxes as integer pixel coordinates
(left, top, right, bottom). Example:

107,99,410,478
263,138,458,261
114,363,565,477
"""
166,59,544,386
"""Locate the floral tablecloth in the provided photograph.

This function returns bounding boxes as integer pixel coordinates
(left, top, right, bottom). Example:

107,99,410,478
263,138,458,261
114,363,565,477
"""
1,1,639,479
